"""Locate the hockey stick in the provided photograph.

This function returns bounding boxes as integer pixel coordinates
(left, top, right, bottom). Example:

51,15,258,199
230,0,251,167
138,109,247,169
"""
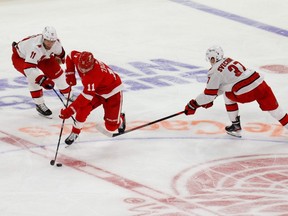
96,111,185,137
50,90,71,166
52,88,76,123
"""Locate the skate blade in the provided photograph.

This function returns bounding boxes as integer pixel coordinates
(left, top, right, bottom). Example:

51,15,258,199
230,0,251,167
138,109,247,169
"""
226,131,242,138
38,113,53,119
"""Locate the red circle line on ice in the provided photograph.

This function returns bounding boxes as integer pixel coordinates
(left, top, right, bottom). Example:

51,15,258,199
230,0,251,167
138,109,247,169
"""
172,154,288,214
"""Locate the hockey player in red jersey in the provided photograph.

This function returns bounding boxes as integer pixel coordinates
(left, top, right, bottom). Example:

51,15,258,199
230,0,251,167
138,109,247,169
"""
59,50,126,144
11,26,76,118
184,46,288,137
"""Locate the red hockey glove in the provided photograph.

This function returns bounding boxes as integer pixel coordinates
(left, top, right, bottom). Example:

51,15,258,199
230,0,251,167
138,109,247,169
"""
55,56,65,64
59,106,75,119
184,99,200,115
65,71,77,86
201,101,213,109
35,75,54,90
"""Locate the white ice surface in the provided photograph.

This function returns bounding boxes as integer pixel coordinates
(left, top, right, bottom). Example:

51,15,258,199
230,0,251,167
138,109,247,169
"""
0,0,288,215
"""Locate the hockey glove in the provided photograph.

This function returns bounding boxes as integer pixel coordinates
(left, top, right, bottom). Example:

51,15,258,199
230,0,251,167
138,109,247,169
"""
55,56,65,64
201,101,213,109
59,106,75,119
35,75,54,90
184,99,200,115
65,71,77,86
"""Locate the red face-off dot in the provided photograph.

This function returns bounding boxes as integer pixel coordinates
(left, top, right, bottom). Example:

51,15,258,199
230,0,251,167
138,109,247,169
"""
260,65,288,74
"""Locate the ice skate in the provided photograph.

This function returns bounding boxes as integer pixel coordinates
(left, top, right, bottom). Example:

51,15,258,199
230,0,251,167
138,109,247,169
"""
225,116,242,138
65,132,79,145
36,103,52,119
118,113,126,134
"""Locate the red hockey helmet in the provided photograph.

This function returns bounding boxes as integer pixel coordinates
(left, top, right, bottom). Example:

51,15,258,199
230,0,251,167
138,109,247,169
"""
78,51,95,73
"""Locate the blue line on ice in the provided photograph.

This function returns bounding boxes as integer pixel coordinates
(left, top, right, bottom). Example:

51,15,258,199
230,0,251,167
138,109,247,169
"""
170,0,288,37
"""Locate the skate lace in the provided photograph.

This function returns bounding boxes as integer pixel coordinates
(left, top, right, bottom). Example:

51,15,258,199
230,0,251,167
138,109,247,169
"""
68,133,78,140
38,104,49,112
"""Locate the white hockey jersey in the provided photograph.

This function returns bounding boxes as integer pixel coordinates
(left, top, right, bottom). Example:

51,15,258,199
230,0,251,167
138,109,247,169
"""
16,34,64,66
196,57,264,106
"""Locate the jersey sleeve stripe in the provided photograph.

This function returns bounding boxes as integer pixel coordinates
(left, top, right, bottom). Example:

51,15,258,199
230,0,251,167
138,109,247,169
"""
204,88,218,96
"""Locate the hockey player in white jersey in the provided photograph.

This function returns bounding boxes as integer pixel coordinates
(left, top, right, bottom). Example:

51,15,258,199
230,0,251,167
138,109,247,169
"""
184,46,288,137
11,26,75,118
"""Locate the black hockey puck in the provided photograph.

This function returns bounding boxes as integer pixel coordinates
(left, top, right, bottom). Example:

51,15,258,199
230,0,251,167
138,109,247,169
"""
50,160,55,166
56,163,62,167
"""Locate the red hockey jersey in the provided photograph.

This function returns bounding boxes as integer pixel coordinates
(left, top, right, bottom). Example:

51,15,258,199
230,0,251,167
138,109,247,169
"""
66,50,123,101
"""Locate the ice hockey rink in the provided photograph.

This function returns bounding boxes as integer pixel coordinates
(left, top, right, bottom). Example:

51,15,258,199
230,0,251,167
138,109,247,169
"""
1,0,288,215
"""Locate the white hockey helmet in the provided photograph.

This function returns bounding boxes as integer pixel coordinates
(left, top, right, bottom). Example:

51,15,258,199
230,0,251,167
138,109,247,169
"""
42,26,58,41
206,46,224,62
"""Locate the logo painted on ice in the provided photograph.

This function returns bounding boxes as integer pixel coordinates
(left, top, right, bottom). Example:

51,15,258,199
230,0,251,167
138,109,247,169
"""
171,154,288,215
0,59,208,109
110,59,207,91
